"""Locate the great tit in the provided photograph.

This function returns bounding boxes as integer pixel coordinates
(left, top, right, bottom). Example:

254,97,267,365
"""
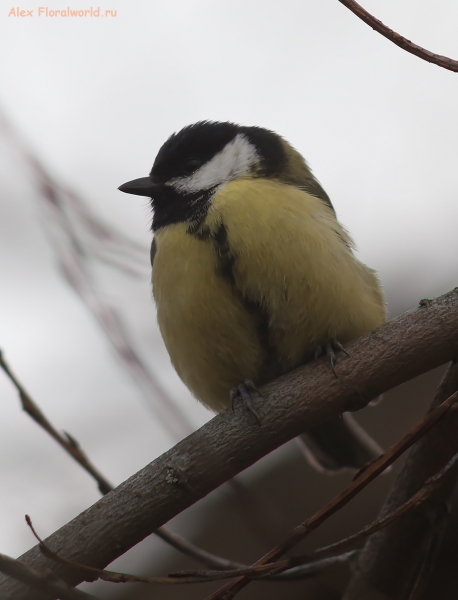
119,121,386,472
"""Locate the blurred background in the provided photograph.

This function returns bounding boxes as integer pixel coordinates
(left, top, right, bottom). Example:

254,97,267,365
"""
0,0,457,598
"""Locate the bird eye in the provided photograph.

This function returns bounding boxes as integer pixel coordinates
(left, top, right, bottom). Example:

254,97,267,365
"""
183,158,201,175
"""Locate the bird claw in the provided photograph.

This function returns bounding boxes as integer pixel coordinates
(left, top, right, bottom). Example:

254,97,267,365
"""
230,379,263,424
314,340,349,378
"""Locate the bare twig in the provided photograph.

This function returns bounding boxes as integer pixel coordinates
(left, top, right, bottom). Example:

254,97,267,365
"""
206,391,458,599
25,516,229,585
0,109,193,441
312,453,458,562
170,550,359,581
182,450,458,583
1,288,458,599
0,348,247,572
153,528,245,571
259,550,358,581
0,349,112,495
26,516,352,584
357,363,458,597
343,360,458,599
0,552,99,600
25,451,458,592
337,0,458,73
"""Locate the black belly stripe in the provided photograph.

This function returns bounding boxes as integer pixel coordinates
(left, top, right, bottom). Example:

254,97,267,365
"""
150,237,157,267
210,223,282,384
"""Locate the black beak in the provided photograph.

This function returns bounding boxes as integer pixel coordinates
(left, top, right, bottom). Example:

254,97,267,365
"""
118,177,160,197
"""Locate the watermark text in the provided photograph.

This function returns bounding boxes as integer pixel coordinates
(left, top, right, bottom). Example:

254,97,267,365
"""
8,7,117,17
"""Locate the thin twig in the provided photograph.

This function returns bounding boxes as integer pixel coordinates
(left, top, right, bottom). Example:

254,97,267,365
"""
2,288,458,599
0,552,99,600
21,393,454,595
15,372,454,587
343,360,458,599
310,453,458,561
26,450,458,591
0,349,112,495
173,451,458,583
0,108,194,441
0,348,246,572
26,516,356,584
25,517,352,585
262,550,358,581
337,0,458,73
206,391,458,599
154,528,245,571
170,550,359,582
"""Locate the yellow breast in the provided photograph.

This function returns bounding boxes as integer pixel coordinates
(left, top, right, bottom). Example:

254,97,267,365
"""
152,223,266,411
152,178,386,412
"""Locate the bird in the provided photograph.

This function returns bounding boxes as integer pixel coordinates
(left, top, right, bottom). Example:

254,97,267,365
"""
118,121,387,472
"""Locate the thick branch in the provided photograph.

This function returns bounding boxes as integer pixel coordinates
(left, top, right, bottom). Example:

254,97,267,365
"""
0,553,98,600
0,349,247,570
25,516,356,585
337,0,458,73
1,289,458,599
343,360,458,599
197,450,458,586
206,392,458,599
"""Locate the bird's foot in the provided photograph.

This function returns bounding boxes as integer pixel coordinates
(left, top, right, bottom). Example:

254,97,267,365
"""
230,379,263,425
314,340,349,378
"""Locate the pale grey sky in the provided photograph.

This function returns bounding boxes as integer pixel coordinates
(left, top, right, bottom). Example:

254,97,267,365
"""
0,0,457,560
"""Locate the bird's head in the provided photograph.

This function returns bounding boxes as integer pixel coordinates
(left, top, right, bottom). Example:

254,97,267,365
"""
119,121,331,231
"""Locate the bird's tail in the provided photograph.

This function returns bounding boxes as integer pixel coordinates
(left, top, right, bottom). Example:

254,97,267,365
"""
297,413,383,473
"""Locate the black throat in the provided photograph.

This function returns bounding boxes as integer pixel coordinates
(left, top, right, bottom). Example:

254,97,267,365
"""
151,185,216,232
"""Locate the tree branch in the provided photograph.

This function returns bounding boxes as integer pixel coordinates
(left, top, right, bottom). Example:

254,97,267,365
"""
0,350,112,495
153,528,245,571
0,288,458,599
337,0,458,73
185,450,458,584
0,553,99,600
343,360,458,599
205,393,458,599
172,550,359,581
25,516,356,585
312,451,458,563
0,348,246,571
33,446,454,592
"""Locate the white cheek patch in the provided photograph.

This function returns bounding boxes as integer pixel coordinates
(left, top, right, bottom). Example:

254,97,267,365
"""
167,133,260,194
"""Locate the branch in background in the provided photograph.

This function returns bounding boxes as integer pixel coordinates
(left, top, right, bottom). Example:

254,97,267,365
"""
260,550,358,581
26,450,458,591
0,109,194,441
312,452,457,563
0,348,361,586
0,288,457,599
174,551,359,582
175,449,458,583
1,109,288,551
0,348,248,573
206,392,458,599
0,552,99,600
343,361,458,599
337,0,458,73
0,350,113,495
26,516,355,584
154,528,245,571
